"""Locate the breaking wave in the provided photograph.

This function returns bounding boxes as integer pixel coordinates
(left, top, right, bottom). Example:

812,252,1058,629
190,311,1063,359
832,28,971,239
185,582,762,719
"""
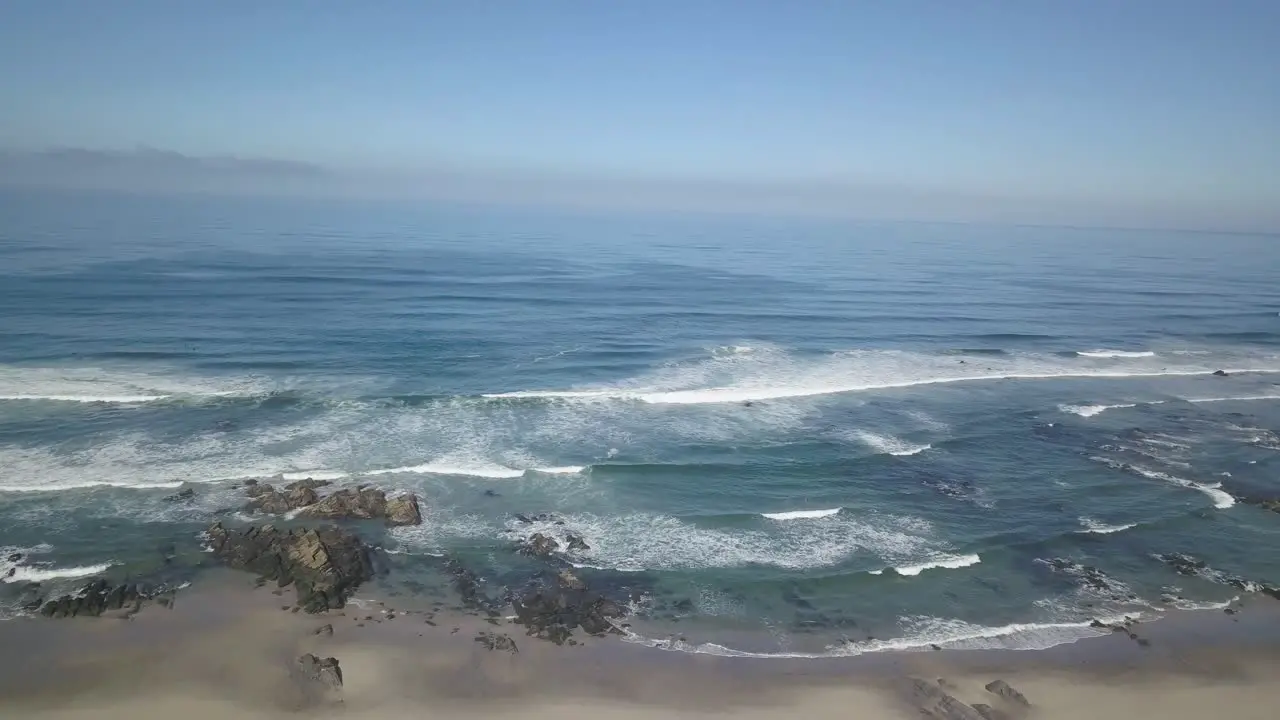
2,562,114,584
1076,350,1156,358
1059,403,1137,418
853,431,931,456
1077,517,1139,535
761,508,842,521
868,554,981,576
500,511,936,571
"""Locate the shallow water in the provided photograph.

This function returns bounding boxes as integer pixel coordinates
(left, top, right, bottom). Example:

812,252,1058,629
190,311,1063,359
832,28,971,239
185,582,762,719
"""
2,188,1279,656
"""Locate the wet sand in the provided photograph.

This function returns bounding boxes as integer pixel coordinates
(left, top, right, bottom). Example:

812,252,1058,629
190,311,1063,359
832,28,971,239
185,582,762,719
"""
2,570,1279,719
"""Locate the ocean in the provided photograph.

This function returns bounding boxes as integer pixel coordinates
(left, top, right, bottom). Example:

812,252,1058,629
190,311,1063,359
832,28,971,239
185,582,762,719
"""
2,187,1279,657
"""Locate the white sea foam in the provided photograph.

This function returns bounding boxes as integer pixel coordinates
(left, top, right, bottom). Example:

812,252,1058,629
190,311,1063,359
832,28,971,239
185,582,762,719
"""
761,508,842,521
528,466,587,475
1077,517,1138,535
1077,350,1156,358
364,461,525,479
626,613,1125,658
0,366,269,405
501,511,935,571
1059,403,1136,417
1186,395,1280,404
279,470,350,482
2,562,113,584
868,554,981,576
481,346,1280,406
853,431,931,456
1130,467,1236,509
0,394,169,403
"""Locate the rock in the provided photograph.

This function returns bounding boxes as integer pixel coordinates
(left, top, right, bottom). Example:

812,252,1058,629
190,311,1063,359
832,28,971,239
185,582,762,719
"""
384,494,422,526
520,532,560,558
565,533,591,552
163,488,195,503
284,478,332,492
972,703,1012,720
483,489,500,498
984,679,1030,706
5,553,21,563
475,632,519,653
39,580,149,619
244,482,320,515
1213,370,1229,377
313,623,334,636
558,569,587,591
295,654,343,704
204,522,374,612
1225,607,1237,615
906,678,987,720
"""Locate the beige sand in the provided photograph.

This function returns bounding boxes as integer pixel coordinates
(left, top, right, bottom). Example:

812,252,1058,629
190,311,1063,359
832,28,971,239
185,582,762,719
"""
3,573,1278,719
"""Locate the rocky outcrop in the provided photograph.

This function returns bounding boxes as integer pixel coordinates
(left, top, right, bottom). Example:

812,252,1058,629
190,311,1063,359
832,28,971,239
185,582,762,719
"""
38,579,162,618
295,654,343,705
298,487,422,527
565,533,590,552
204,522,374,612
519,532,560,558
905,678,987,720
510,578,627,644
385,494,422,526
245,482,320,514
475,631,519,653
242,481,422,526
972,704,1012,720
984,680,1030,706
1213,369,1229,377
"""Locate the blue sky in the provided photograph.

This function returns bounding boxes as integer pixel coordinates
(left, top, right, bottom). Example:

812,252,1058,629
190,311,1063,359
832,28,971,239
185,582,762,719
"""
1,1,1277,229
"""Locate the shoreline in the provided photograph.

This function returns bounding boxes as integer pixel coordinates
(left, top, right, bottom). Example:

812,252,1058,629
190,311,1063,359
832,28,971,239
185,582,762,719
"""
2,568,1279,718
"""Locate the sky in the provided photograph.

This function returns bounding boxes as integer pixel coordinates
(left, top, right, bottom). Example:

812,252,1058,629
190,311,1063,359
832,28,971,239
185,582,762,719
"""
1,0,1277,230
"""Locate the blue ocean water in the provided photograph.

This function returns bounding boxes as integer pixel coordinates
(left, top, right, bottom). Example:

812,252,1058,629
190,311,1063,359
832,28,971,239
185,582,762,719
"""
2,188,1279,656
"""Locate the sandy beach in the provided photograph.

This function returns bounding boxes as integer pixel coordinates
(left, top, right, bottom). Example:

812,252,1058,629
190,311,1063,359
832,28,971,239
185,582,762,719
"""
3,569,1279,720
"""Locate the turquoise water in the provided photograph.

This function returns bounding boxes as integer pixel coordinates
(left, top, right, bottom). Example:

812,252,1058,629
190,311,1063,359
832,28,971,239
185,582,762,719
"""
2,188,1279,656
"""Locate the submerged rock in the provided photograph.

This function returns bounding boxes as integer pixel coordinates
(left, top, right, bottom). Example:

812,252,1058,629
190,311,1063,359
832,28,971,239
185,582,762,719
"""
204,522,374,612
1213,369,1229,377
163,488,196,503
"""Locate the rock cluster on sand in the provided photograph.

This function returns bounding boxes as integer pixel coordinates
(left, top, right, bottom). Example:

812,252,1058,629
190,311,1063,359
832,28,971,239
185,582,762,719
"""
294,653,343,705
38,579,167,618
243,479,422,526
509,568,628,644
905,677,1032,720
205,522,374,612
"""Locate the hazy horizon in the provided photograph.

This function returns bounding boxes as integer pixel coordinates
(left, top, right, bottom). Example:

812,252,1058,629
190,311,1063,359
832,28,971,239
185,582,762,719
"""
2,1,1277,232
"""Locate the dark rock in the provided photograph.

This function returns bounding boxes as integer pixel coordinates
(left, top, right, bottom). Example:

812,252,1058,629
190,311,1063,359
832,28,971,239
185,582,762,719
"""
984,679,1030,706
1213,370,1229,377
297,487,423,526
39,580,148,619
284,478,332,492
4,568,12,579
565,533,591,552
295,653,343,704
972,703,1012,720
475,631,519,653
313,623,334,636
204,522,374,612
5,553,21,563
520,532,560,558
163,488,196,503
906,678,986,720
483,489,500,498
